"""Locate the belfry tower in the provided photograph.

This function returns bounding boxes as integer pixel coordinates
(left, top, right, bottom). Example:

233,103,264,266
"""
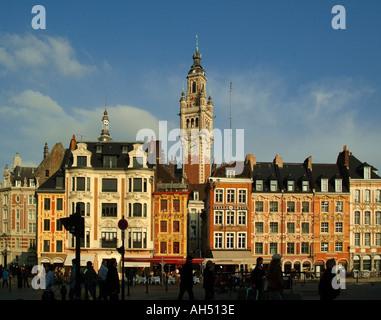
180,40,214,184
98,104,112,142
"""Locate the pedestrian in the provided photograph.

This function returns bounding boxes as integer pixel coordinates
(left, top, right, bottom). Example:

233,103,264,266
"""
203,260,215,300
83,261,97,300
318,258,341,300
2,268,8,288
105,258,120,300
69,259,82,300
22,266,30,288
178,255,194,300
266,253,285,300
98,260,108,300
42,264,56,300
250,257,266,300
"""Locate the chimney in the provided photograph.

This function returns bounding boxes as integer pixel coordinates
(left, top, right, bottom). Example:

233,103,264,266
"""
337,145,350,169
304,156,312,171
43,142,49,159
274,154,283,168
70,134,76,151
245,154,256,173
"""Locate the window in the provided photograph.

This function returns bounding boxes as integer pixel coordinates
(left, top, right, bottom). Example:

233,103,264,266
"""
364,167,371,179
76,177,86,191
102,179,117,192
269,243,278,254
238,211,246,225
335,222,343,233
376,233,381,246
160,221,167,232
255,222,264,234
302,202,310,213
321,222,329,233
376,190,381,203
321,179,328,192
226,211,235,225
287,181,294,192
364,211,371,225
364,190,371,203
56,219,63,232
301,222,310,234
28,195,36,205
101,231,117,248
43,219,50,231
321,201,329,212
287,201,295,213
133,157,144,168
214,211,223,225
226,189,235,203
160,200,167,212
270,180,277,191
354,211,360,224
215,189,223,203
160,242,167,254
226,169,235,178
335,179,342,192
103,155,117,168
133,178,142,192
57,198,63,211
214,233,223,249
56,240,63,253
354,189,360,202
287,243,295,254
226,233,234,248
43,240,50,252
321,242,328,252
255,201,264,212
301,242,309,254
237,233,246,249
173,221,180,233
131,231,146,249
376,212,381,225
255,180,263,191
44,198,51,210
77,156,87,167
255,243,263,255
354,233,360,246
335,242,343,252
302,181,309,192
270,222,278,233
173,242,180,254
364,233,371,246
287,222,295,233
102,203,117,217
173,199,180,212
269,201,278,212
133,203,142,217
335,201,343,212
238,190,247,204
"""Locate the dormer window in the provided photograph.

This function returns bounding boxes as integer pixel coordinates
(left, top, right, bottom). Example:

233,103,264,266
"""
321,179,328,192
364,166,371,179
270,180,277,192
287,180,294,192
302,181,309,192
226,169,235,178
103,155,117,168
335,179,342,192
77,156,87,167
96,145,102,153
122,145,128,154
193,191,199,201
255,180,263,191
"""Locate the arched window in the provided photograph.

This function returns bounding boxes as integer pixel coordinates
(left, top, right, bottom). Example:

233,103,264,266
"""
195,117,199,127
191,118,195,128
192,81,197,93
186,119,189,128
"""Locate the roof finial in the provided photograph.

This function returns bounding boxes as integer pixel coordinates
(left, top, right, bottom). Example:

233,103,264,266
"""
196,34,199,52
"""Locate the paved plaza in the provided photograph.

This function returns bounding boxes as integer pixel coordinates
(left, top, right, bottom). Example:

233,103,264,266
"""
0,277,380,301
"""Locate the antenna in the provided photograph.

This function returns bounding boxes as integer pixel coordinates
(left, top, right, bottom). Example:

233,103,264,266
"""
196,34,199,51
229,82,232,162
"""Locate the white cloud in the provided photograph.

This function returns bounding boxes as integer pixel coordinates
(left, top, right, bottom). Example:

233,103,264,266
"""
0,33,96,78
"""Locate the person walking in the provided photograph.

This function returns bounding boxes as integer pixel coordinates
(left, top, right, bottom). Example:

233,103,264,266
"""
83,261,97,300
318,258,341,300
69,259,82,300
2,268,8,288
97,260,108,300
203,260,215,300
105,258,120,300
266,254,285,300
250,257,266,300
42,264,56,300
178,255,194,300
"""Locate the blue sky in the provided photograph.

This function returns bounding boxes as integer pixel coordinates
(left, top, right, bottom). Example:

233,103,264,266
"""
0,0,381,174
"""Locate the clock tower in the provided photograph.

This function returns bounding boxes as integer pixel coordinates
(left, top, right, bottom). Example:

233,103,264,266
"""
180,43,214,184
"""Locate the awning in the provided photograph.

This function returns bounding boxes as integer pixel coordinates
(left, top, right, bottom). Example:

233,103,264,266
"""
124,256,204,265
64,254,96,267
209,250,256,265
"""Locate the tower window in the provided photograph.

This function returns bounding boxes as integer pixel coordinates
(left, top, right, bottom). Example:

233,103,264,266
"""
192,81,196,93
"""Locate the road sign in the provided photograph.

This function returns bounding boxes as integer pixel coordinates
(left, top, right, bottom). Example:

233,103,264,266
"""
118,218,128,230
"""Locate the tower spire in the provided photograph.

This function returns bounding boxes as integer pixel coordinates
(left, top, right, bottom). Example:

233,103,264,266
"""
98,101,112,142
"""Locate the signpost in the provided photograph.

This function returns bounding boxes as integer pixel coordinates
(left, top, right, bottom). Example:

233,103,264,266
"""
117,216,128,300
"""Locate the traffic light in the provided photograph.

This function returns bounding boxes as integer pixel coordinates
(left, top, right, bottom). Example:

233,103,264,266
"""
117,245,125,255
59,213,84,238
